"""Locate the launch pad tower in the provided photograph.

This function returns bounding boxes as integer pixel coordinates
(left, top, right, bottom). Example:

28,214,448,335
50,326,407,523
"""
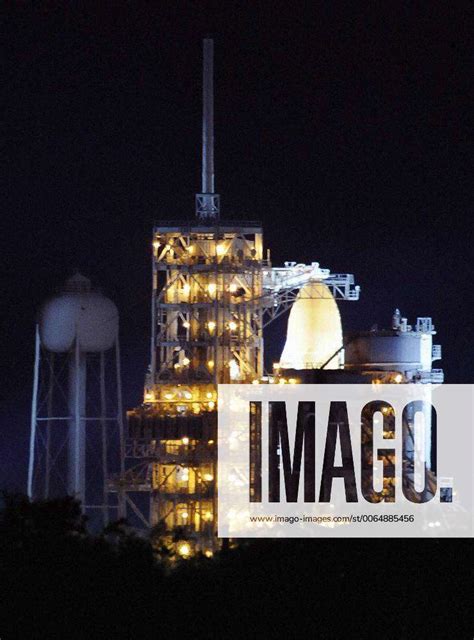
120,39,359,554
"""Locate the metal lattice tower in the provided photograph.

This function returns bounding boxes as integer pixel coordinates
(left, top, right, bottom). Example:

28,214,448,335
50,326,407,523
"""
28,274,126,528
120,39,360,553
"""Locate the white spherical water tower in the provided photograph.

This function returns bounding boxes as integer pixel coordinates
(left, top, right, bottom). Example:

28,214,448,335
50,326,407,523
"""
40,272,118,353
28,274,125,525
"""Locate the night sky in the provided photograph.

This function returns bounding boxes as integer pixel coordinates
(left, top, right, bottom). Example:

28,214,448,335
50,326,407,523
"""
2,3,473,491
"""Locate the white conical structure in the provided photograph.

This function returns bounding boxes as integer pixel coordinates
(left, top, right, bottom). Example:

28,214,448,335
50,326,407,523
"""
279,282,343,370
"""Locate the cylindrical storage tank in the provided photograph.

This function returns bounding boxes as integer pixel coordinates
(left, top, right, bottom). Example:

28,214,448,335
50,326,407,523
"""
279,282,343,370
39,273,118,353
344,332,431,371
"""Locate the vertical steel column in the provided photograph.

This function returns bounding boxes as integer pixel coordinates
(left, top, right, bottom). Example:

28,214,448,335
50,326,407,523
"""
27,324,40,499
115,332,126,519
202,38,214,195
68,337,86,503
44,352,54,499
150,249,157,383
196,38,220,218
100,351,109,526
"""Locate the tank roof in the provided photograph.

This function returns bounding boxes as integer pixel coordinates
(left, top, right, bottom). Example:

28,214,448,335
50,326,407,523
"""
62,272,92,294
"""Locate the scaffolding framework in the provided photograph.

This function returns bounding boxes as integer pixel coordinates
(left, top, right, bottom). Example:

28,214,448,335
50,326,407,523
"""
29,327,126,528
117,39,361,549
149,222,266,391
119,219,360,551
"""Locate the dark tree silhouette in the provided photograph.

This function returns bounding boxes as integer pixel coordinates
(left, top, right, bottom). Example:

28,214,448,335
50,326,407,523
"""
0,493,472,639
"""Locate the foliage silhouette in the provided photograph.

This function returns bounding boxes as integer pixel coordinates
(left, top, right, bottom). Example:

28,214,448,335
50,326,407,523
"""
0,493,472,639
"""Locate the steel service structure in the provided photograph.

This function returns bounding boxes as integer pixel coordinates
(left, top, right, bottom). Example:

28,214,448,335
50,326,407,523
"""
121,39,359,555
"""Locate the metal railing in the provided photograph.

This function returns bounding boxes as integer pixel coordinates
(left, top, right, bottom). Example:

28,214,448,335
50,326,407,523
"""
154,219,263,229
432,345,442,360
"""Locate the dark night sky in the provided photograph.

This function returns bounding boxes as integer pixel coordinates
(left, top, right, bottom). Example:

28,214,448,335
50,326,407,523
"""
2,3,473,491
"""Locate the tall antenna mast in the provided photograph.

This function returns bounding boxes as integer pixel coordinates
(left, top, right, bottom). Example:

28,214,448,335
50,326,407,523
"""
196,38,220,220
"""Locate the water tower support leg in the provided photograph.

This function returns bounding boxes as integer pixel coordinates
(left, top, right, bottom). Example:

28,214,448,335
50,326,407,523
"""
115,335,126,520
44,352,54,499
27,325,40,499
100,351,109,526
68,338,86,505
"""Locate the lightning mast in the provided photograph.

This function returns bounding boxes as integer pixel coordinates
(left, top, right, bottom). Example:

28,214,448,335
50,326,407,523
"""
196,38,220,220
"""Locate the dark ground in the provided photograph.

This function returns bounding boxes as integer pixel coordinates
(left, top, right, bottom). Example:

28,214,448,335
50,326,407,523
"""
0,495,473,639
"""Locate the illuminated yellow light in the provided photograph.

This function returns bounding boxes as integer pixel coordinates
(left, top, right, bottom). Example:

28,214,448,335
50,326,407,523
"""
182,437,189,445
229,283,237,293
181,512,189,519
207,360,214,368
208,321,216,333
182,321,190,329
186,244,194,253
182,390,192,399
182,284,191,295
152,240,160,250
228,321,237,331
208,283,217,296
229,358,240,380
208,439,214,445
182,357,190,366
208,401,215,410
206,392,213,399
192,404,201,414
204,511,213,521
164,392,174,400
177,542,191,558
273,363,281,371
216,244,226,256
144,391,154,401
252,379,260,385
174,363,181,369
394,374,403,384
204,550,213,558
279,378,286,385
204,473,214,481
288,378,297,384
